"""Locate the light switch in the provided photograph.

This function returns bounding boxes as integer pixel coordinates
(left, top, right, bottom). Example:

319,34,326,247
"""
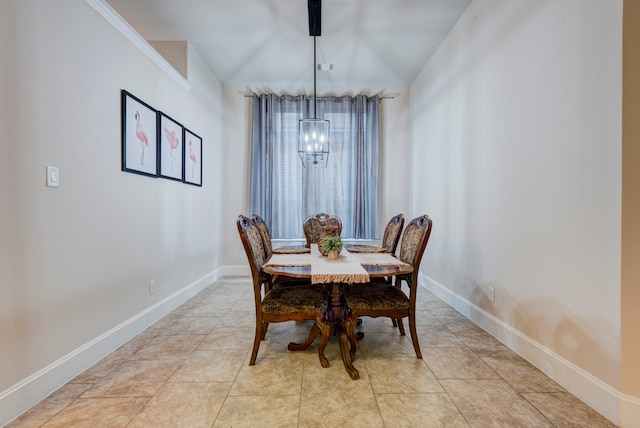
46,166,59,188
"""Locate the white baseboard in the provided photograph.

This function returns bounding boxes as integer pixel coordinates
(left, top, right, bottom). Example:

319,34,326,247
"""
0,268,222,426
420,273,625,426
621,393,640,427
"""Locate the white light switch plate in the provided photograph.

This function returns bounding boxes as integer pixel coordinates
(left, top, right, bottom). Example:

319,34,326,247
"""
46,166,59,188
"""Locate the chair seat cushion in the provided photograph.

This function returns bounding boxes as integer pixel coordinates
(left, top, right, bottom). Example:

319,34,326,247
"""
346,282,409,311
263,286,326,315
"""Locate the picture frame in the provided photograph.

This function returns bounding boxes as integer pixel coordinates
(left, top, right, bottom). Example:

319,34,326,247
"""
183,128,202,186
121,90,158,177
158,112,184,181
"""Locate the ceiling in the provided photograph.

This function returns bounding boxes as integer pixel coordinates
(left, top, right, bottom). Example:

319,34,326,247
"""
106,0,471,88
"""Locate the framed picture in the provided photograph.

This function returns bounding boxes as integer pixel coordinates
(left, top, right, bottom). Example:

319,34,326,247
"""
158,112,184,181
121,90,158,177
183,128,202,186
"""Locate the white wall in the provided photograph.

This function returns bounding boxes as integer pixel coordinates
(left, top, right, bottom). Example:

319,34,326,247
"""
221,85,414,270
410,0,622,423
0,0,223,423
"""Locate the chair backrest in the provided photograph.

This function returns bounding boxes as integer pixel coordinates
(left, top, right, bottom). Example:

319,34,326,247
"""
303,213,342,247
381,214,404,254
251,214,272,259
237,215,268,295
398,215,433,282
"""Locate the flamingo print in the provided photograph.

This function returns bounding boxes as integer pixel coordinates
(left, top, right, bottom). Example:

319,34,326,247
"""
163,126,179,171
134,111,149,165
188,139,197,178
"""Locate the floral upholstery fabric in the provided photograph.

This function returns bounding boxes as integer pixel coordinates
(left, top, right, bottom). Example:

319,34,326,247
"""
346,282,409,311
262,286,327,314
382,219,403,253
399,222,428,266
253,217,273,258
303,213,342,245
246,223,267,269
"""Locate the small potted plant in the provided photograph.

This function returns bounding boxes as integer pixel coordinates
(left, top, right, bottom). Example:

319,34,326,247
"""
320,236,344,260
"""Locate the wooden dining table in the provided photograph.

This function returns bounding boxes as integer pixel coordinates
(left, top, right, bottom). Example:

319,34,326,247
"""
262,247,412,380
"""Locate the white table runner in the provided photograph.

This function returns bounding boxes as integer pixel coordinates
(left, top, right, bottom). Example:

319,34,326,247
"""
263,246,371,284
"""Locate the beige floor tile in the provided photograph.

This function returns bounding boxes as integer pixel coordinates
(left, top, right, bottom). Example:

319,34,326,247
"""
41,397,149,428
198,327,254,350
213,396,300,428
522,392,616,427
230,356,304,396
425,302,466,322
9,278,614,427
481,350,566,393
230,297,255,311
81,359,182,398
129,333,206,361
364,356,443,394
358,332,421,358
216,310,256,329
453,330,511,355
187,301,237,316
128,382,231,428
422,347,500,379
356,316,400,333
6,383,92,428
169,349,247,382
112,328,158,355
441,378,554,427
376,393,470,427
418,324,466,347
299,367,383,428
441,318,485,335
69,354,126,384
415,310,448,326
159,315,222,335
152,313,182,329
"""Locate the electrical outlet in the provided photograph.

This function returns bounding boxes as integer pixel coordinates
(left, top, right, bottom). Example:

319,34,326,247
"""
149,280,157,295
488,286,495,302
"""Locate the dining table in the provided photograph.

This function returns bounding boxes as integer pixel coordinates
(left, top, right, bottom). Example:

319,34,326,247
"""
262,246,412,380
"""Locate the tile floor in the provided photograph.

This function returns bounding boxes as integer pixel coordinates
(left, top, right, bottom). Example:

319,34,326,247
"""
7,276,616,427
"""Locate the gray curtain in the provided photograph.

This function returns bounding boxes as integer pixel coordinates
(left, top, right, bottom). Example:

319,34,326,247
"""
250,93,379,240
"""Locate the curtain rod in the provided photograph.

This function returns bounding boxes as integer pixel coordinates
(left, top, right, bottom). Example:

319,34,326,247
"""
242,94,395,100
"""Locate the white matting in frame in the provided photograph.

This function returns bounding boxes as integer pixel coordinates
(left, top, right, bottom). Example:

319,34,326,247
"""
121,90,158,177
159,112,184,181
183,128,202,186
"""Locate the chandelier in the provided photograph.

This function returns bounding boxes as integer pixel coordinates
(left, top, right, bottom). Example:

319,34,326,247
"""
298,0,330,168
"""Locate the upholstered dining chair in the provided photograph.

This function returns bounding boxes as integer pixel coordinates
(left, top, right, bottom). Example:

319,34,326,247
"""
345,214,432,359
381,213,404,255
251,214,273,259
237,215,326,365
303,213,342,248
251,214,311,290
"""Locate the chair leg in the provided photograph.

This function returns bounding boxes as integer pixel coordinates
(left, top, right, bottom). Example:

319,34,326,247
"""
408,311,422,359
397,317,406,335
250,316,263,365
390,276,400,327
260,321,270,340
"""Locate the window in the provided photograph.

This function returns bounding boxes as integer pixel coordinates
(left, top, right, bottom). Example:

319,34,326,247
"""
250,94,380,240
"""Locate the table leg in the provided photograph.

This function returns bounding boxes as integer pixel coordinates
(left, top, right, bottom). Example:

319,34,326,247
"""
320,282,360,379
288,322,320,351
